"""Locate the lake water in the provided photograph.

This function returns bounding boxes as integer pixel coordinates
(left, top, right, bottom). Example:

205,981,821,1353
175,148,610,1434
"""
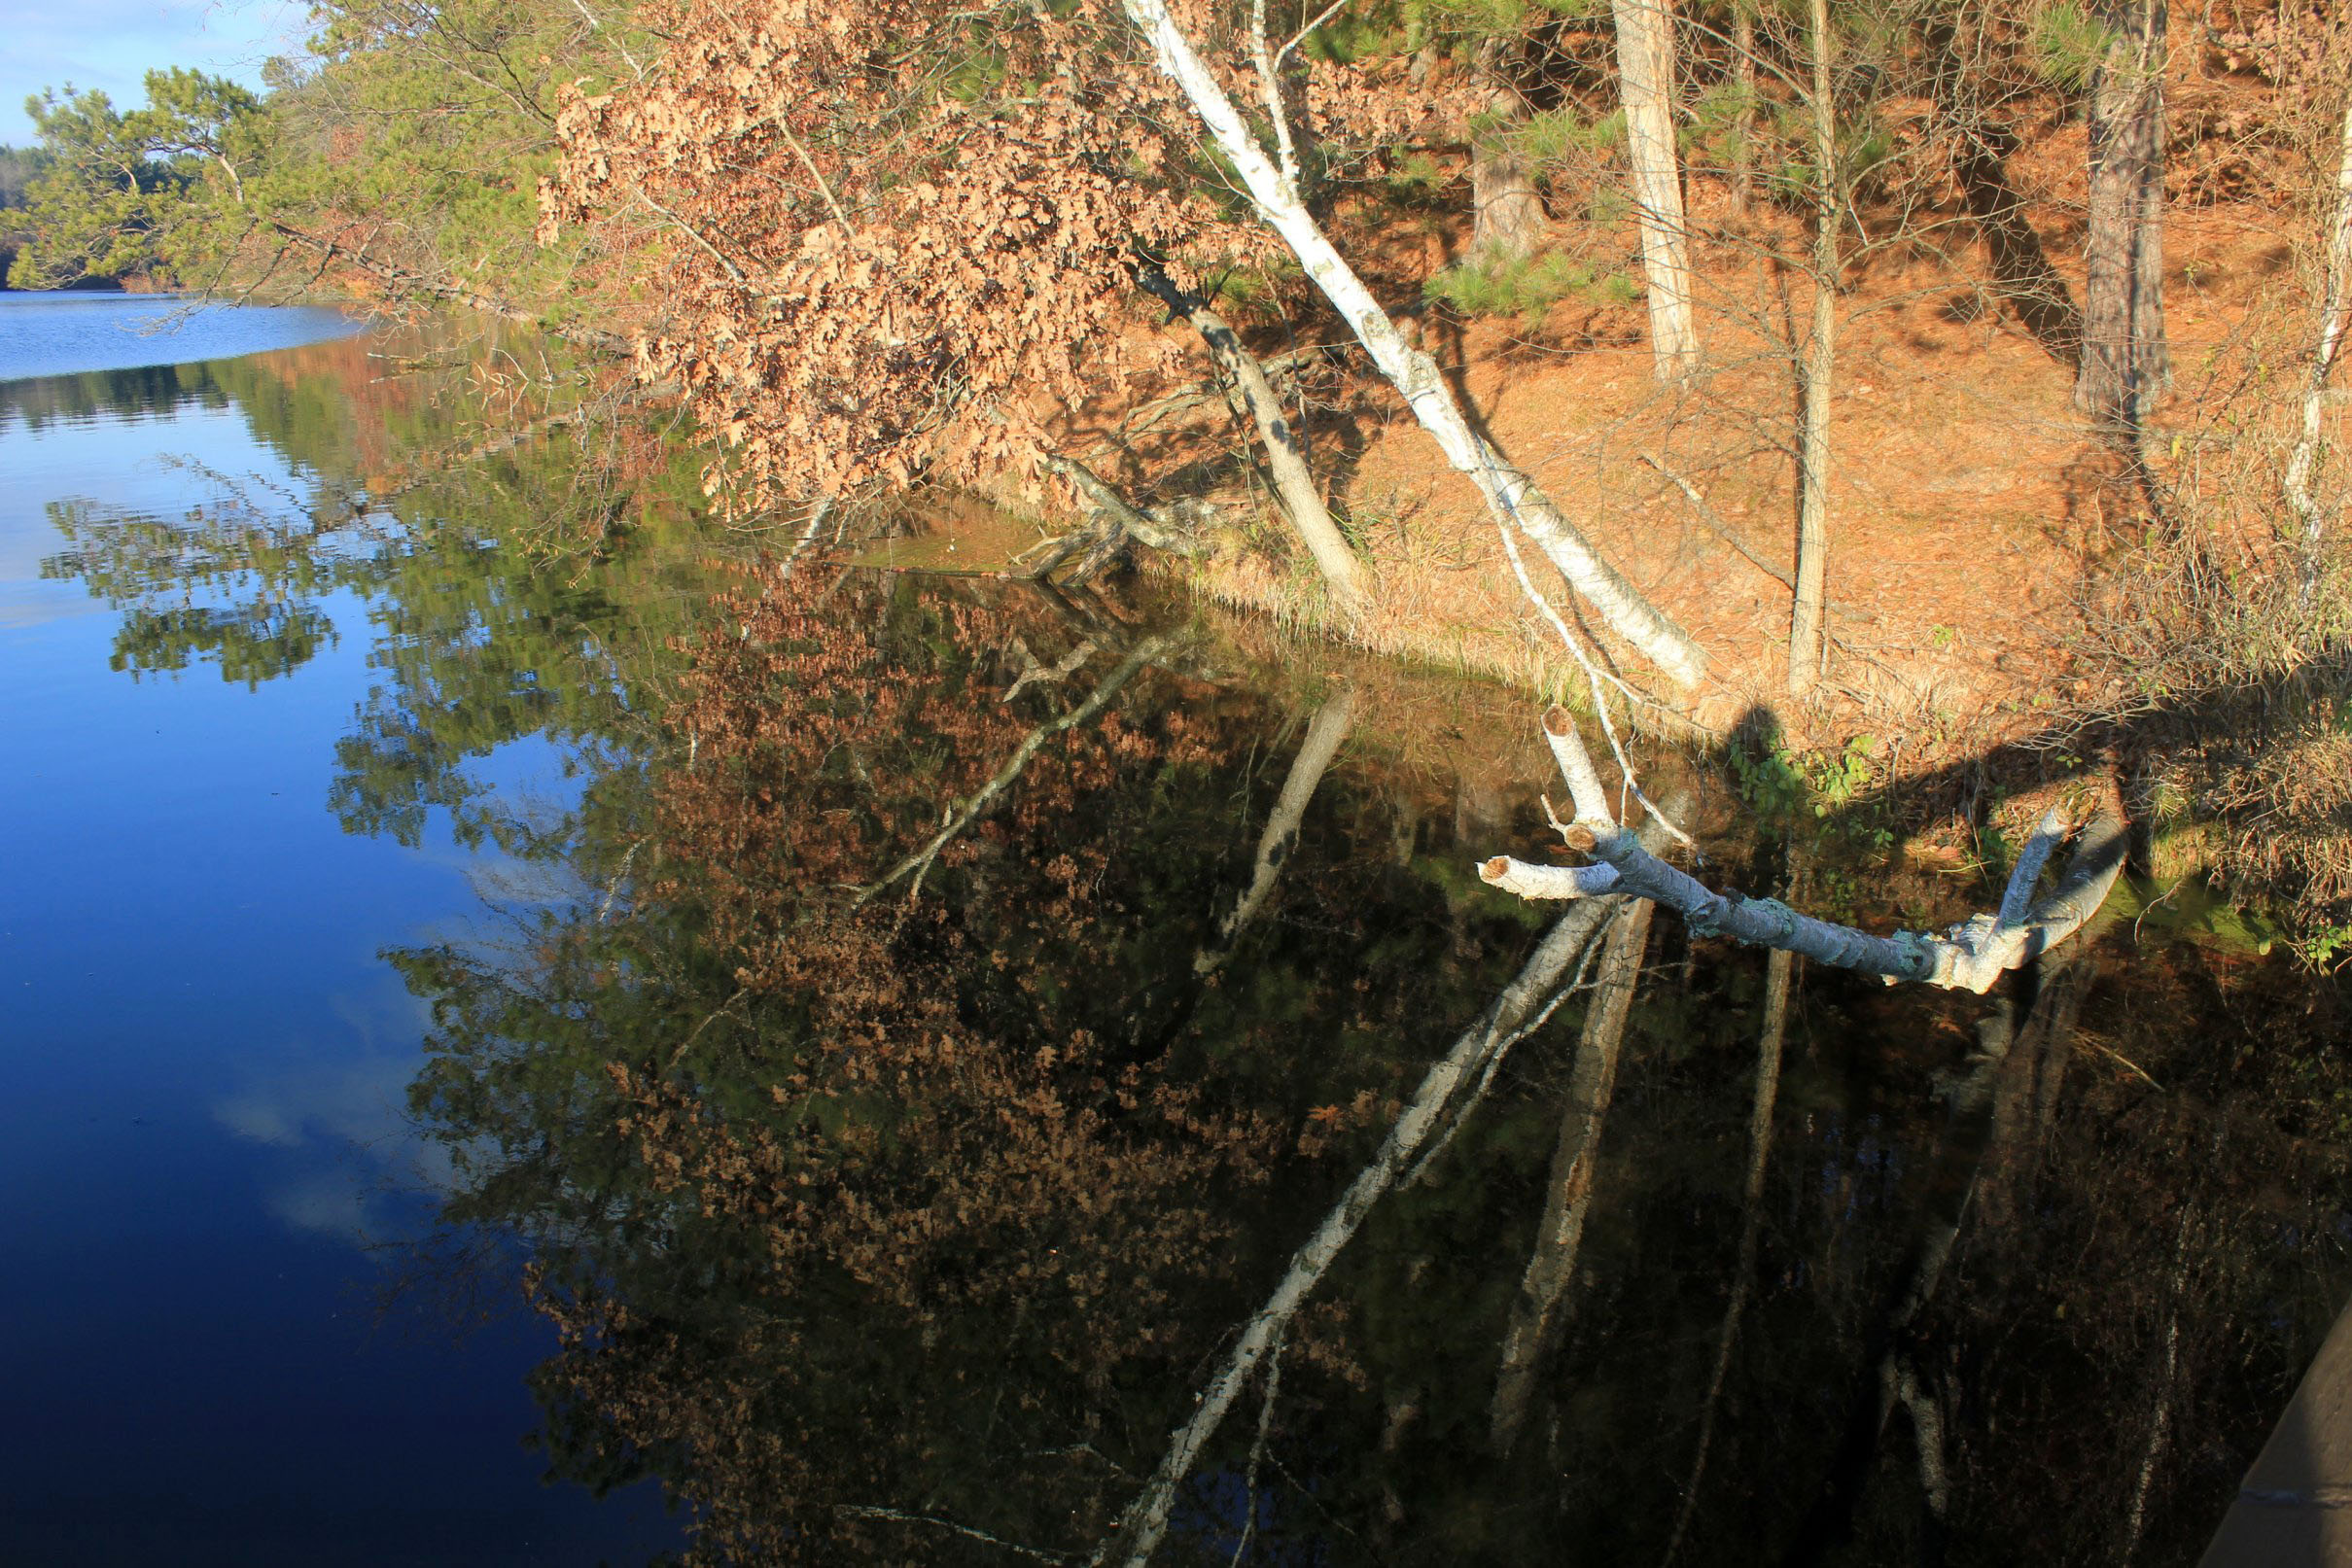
0,305,684,1562
0,292,364,382
2,298,2347,1565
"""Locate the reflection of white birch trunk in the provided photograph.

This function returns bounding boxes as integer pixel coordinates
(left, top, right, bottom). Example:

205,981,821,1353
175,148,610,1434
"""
2286,82,2352,581
1792,957,2094,1551
1131,263,1369,614
1490,897,1656,1452
2122,1195,2195,1559
1098,811,1680,1566
1614,0,1701,377
1481,709,2124,993
1197,687,1360,974
1117,0,1706,689
1661,946,1791,1564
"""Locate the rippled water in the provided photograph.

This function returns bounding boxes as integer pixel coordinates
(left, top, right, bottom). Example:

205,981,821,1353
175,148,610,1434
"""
0,292,361,383
1,300,2346,1565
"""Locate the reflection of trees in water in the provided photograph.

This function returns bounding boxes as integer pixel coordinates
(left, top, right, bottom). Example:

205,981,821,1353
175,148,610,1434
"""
399,572,1591,1560
383,568,2352,1565
69,341,2336,1563
35,332,721,854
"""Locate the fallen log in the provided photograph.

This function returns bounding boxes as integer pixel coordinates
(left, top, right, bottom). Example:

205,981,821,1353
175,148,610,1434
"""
1479,708,2125,993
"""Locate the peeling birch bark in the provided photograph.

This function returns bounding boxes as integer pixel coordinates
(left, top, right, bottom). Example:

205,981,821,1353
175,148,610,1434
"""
1613,0,1701,376
1489,897,1656,1453
2286,82,2352,576
1480,708,2125,992
1116,0,1706,689
1096,815,1678,1567
1197,687,1360,974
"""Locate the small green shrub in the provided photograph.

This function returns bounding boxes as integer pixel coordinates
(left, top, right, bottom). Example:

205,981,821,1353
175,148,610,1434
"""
1422,249,1628,329
2030,2,2116,90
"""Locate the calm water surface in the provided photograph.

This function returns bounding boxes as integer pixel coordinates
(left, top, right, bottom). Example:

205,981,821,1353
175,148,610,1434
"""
2,298,2347,1566
0,304,681,1562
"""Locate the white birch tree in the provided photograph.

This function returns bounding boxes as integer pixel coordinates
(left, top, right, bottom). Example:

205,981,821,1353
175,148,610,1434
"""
1614,0,1703,376
1116,0,1708,690
1479,709,2125,993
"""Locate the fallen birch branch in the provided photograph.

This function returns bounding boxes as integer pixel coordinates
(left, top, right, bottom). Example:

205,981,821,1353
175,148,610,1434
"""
1479,708,2124,993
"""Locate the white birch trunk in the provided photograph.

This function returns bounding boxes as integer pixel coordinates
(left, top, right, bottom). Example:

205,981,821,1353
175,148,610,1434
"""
2285,82,2352,575
1480,708,2125,993
1193,303,1371,614
1613,0,1702,376
1117,0,1706,689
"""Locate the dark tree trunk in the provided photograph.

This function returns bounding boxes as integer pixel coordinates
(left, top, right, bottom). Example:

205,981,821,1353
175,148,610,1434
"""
2075,0,2171,432
1470,40,1546,261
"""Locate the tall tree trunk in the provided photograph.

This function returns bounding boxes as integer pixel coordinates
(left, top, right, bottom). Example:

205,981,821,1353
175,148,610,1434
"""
1131,261,1370,616
1471,39,1547,261
2286,79,2352,582
1490,898,1656,1453
1121,0,1708,688
1788,0,1836,697
1614,0,1702,376
2075,0,2171,432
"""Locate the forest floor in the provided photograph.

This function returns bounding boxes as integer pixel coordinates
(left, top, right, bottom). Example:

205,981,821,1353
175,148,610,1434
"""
1160,189,2318,759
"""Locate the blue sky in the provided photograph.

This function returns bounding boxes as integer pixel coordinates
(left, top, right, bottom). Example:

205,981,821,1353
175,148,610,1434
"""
2,1,313,146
